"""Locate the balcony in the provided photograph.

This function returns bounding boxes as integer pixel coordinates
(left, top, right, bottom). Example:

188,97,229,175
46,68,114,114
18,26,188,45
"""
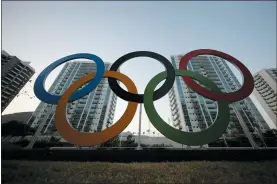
10,70,18,76
206,100,214,104
3,90,11,96
7,73,15,79
2,79,9,85
173,114,180,122
173,120,181,127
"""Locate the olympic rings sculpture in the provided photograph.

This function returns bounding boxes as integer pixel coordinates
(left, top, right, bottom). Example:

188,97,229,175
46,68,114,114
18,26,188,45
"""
34,49,254,146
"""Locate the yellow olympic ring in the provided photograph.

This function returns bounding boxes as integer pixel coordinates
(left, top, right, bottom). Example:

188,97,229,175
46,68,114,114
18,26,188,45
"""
55,71,138,146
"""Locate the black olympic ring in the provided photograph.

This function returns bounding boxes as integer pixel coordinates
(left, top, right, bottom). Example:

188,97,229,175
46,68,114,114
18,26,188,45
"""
108,51,176,103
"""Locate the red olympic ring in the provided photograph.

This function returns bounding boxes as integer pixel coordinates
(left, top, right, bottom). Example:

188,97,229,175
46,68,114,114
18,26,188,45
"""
179,49,254,102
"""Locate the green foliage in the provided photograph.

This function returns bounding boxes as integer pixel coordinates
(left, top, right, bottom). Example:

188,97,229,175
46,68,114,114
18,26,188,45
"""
1,120,35,136
262,129,277,147
100,136,120,147
208,139,226,147
33,136,63,148
149,143,172,147
121,134,137,147
14,139,30,147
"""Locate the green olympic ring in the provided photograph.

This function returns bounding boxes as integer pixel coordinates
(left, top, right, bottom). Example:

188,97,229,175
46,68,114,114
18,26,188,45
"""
144,69,230,146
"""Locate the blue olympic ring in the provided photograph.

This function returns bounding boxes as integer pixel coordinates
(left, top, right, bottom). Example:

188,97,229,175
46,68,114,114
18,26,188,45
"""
34,53,105,104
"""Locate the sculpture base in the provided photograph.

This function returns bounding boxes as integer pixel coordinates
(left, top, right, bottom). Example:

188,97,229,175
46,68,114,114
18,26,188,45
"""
2,148,277,162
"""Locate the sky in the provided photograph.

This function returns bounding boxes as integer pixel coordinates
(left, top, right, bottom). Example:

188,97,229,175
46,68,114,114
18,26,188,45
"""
2,1,277,133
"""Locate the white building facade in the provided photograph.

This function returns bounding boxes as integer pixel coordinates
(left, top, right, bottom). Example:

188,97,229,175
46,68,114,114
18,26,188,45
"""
1,50,35,112
253,68,277,128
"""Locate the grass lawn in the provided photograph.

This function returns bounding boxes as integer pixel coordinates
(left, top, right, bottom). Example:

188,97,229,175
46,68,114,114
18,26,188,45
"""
2,160,277,184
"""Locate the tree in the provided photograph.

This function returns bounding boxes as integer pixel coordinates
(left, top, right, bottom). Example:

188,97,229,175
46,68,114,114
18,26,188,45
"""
14,139,30,147
33,137,63,148
225,135,252,147
2,120,36,136
100,135,120,147
121,134,137,147
127,134,134,142
263,129,277,147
